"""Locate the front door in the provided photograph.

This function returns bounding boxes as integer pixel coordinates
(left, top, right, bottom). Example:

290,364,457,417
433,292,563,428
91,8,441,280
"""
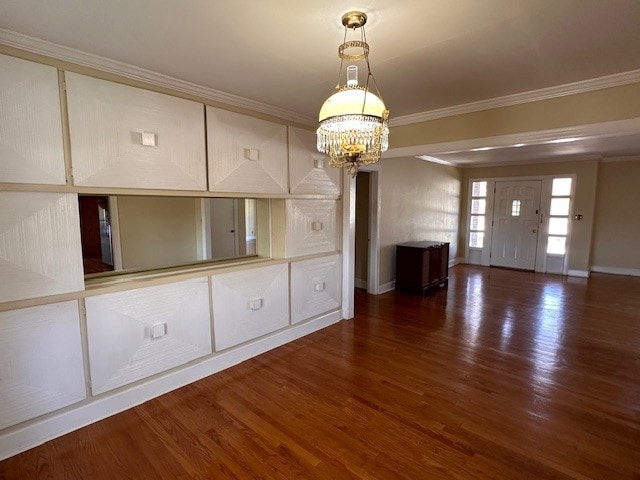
490,180,541,270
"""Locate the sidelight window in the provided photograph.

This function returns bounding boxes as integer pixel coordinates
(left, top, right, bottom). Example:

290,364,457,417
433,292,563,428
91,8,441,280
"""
469,181,487,248
547,178,572,255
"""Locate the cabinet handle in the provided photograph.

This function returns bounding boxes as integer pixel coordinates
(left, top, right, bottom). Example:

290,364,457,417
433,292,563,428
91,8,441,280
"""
311,221,323,231
150,322,167,339
314,282,325,292
244,148,260,161
248,298,263,311
314,158,325,169
132,131,158,147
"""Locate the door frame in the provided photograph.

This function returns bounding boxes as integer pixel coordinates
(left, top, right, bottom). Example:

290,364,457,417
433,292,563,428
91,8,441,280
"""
489,179,542,271
359,164,382,295
342,163,383,320
465,174,576,274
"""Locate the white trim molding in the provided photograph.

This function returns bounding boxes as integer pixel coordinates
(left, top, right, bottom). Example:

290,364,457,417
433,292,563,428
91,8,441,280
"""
0,28,315,126
591,265,640,277
379,281,396,294
390,69,640,127
567,269,590,278
449,257,464,268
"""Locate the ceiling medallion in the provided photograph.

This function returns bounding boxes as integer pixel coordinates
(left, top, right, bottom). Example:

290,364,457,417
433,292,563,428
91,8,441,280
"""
317,11,389,177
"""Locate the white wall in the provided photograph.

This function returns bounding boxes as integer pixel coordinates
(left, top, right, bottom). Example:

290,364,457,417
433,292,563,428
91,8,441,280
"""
378,157,461,285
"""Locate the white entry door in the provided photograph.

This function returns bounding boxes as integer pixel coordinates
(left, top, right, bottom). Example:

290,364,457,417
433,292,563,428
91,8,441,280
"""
490,180,541,270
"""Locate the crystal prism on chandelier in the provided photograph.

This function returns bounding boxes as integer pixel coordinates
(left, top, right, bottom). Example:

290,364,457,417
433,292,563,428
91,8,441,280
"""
317,11,389,177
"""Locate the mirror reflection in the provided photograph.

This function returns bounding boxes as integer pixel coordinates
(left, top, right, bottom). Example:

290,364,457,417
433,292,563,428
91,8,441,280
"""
78,195,264,276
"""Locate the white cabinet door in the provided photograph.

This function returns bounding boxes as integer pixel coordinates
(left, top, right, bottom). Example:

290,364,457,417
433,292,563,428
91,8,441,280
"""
285,199,339,258
207,106,287,194
0,54,66,185
289,127,341,195
66,73,206,190
0,192,84,303
0,301,86,429
211,264,289,350
290,254,342,324
86,277,212,395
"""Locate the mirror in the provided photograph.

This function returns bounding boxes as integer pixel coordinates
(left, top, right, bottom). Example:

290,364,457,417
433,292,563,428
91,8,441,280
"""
78,195,269,276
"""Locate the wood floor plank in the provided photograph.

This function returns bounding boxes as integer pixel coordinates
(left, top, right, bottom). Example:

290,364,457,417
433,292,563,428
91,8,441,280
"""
1,265,640,479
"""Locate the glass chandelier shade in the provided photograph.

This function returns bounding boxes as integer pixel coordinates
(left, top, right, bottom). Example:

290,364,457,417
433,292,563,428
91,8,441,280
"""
317,12,389,177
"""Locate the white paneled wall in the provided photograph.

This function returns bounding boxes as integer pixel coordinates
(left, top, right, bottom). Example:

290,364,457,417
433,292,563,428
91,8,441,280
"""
0,54,66,185
0,301,86,430
0,192,84,303
290,254,342,324
285,199,339,257
288,127,341,195
0,53,345,459
207,106,287,194
66,73,206,190
85,278,212,395
211,264,289,350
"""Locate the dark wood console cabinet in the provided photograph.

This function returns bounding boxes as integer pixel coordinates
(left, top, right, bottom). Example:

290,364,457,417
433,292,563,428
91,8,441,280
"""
395,241,449,294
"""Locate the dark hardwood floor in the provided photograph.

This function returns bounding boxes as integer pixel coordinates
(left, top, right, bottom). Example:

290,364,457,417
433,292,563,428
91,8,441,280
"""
2,265,640,479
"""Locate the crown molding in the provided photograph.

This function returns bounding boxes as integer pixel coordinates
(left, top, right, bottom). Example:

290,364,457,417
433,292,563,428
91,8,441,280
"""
0,28,315,126
390,69,640,127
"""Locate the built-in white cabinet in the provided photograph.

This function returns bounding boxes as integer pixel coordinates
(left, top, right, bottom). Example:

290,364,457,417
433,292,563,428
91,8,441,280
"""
0,192,84,303
206,106,287,194
0,54,66,185
0,301,86,430
290,254,342,324
85,278,212,395
288,127,341,195
283,199,340,258
211,264,289,350
66,73,206,190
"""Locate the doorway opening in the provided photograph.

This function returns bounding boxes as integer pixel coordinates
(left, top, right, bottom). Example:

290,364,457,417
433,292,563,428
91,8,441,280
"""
354,167,381,294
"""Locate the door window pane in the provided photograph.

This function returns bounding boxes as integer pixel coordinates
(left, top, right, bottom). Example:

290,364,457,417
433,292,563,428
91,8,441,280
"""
470,215,485,231
550,197,570,216
548,217,568,235
511,199,521,217
552,178,572,196
547,236,566,255
471,199,486,214
469,231,484,248
472,181,487,197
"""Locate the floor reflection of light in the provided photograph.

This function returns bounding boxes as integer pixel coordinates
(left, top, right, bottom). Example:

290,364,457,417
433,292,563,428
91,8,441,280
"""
530,282,565,398
500,313,513,351
462,273,484,354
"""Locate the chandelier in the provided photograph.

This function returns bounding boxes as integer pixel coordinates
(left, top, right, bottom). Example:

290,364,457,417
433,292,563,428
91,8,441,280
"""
317,11,389,177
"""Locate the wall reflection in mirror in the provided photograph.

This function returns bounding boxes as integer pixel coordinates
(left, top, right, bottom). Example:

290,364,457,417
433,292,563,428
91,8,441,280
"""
78,195,266,276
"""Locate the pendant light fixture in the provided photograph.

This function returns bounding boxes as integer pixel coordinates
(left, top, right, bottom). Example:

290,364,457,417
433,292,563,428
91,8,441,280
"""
317,11,389,177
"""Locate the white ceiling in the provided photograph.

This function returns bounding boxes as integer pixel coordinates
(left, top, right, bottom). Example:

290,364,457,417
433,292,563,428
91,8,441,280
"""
2,0,640,164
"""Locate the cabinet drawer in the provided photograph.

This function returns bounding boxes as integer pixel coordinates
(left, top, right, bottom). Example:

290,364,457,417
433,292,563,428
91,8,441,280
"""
285,199,339,258
207,106,287,194
66,73,206,190
288,127,341,195
0,54,66,185
0,192,84,303
291,254,342,324
86,278,212,395
0,301,86,429
211,264,289,350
